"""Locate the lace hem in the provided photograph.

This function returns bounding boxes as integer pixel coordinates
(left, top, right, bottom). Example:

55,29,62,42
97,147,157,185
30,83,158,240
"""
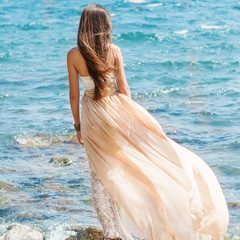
89,161,124,239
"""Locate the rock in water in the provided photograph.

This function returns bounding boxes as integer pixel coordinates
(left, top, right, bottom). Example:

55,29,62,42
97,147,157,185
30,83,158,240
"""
65,226,104,240
1,223,44,240
49,155,72,166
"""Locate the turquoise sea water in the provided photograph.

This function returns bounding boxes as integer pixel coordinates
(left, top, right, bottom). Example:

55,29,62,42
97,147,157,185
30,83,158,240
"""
0,0,239,239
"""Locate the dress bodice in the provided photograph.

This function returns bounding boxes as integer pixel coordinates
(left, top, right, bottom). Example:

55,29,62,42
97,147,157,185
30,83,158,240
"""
80,72,118,98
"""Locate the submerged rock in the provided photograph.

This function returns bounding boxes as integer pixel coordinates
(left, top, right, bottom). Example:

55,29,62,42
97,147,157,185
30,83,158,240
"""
64,225,227,240
65,225,104,240
0,223,228,240
0,181,16,193
49,155,72,166
0,223,44,240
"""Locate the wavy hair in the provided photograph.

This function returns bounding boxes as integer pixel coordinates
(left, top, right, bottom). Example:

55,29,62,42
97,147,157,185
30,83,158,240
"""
77,4,118,100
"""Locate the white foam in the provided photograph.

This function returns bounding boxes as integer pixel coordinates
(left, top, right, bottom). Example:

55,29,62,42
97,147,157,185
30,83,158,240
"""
201,25,227,29
14,134,78,148
147,3,163,7
155,33,163,42
128,0,145,3
46,223,74,240
175,30,188,34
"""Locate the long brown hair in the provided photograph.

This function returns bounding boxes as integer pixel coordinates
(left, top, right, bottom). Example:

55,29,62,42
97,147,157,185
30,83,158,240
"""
77,4,117,100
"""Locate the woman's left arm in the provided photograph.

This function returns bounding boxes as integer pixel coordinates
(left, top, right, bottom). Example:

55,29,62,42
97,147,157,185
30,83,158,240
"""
67,49,83,145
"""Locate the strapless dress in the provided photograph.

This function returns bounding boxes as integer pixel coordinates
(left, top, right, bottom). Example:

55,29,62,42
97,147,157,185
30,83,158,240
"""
81,72,118,98
79,73,229,240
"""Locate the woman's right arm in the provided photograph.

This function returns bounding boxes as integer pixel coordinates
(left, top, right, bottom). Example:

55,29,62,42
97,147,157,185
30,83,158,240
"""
67,48,84,145
113,45,131,99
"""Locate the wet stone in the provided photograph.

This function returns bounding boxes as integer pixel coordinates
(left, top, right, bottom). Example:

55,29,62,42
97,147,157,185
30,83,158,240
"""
0,223,44,240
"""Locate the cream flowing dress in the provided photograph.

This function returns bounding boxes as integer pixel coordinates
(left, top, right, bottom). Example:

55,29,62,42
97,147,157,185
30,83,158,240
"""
80,72,229,240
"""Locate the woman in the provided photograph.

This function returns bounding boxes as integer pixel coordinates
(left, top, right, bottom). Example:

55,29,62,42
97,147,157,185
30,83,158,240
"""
67,4,229,240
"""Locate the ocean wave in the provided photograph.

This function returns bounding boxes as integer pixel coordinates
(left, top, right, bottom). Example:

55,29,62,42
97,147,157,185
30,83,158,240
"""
174,30,188,35
218,165,240,176
0,52,14,61
0,181,17,194
45,223,75,240
192,110,218,117
133,86,239,104
18,22,50,31
127,0,145,3
201,25,228,30
0,21,50,30
14,133,78,148
133,87,183,99
128,60,239,70
114,32,163,42
147,3,163,8
0,94,10,99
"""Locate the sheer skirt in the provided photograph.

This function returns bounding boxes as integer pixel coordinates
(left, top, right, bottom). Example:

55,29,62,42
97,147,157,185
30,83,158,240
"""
81,89,229,240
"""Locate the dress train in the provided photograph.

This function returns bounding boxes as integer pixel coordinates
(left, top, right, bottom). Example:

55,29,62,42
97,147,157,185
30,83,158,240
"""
80,73,229,240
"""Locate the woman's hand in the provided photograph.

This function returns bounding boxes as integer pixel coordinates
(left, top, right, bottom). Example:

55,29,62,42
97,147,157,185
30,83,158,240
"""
77,131,84,145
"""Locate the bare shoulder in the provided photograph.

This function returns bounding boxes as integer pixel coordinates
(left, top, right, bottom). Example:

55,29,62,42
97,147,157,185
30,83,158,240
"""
111,43,121,54
67,47,84,62
110,43,124,66
67,47,78,57
67,47,89,75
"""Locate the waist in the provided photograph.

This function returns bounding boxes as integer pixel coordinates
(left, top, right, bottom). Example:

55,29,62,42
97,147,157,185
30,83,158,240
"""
84,85,118,98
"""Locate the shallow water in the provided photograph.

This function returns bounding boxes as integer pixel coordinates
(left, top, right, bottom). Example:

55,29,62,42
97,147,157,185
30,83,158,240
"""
0,0,239,239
